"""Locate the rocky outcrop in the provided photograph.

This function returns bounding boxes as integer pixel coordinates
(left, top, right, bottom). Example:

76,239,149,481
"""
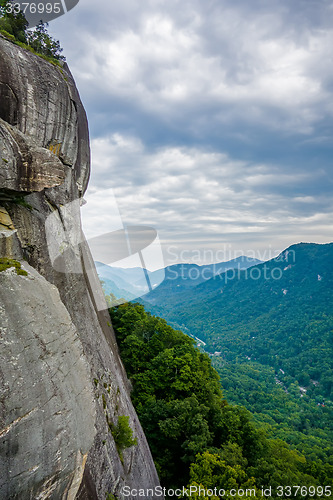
0,36,89,192
0,263,95,499
0,35,161,499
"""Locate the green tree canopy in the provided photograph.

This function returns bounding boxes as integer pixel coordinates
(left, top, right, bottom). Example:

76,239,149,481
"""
0,3,64,60
109,302,333,496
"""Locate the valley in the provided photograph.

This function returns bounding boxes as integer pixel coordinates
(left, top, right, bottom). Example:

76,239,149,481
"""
98,242,333,466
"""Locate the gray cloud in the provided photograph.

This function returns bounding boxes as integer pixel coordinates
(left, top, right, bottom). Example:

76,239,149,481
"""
48,0,333,266
81,137,333,267
51,0,333,137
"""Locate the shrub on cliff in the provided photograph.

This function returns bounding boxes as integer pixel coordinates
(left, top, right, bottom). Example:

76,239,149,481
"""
27,21,64,60
109,415,138,462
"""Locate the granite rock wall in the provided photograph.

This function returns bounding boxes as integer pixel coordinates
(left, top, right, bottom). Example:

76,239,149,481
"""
0,34,161,500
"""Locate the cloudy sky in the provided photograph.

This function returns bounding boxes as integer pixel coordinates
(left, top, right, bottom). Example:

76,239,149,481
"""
48,0,333,268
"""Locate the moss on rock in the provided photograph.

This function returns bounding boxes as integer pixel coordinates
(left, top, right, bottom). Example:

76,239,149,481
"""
0,257,28,276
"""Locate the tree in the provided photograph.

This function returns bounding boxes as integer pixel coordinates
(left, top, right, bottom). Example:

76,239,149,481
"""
0,0,28,42
184,451,257,500
0,3,65,61
109,302,333,495
27,21,65,60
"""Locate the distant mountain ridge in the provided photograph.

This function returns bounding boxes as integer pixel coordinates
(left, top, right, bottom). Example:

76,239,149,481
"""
141,256,262,305
140,242,333,400
138,242,333,462
95,256,262,303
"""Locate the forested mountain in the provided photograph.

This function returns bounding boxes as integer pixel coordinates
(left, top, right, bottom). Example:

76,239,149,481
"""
139,242,333,465
141,243,333,394
95,261,143,300
109,303,332,499
142,256,262,303
96,256,261,303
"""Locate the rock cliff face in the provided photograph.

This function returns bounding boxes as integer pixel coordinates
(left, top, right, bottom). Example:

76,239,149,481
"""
0,35,161,499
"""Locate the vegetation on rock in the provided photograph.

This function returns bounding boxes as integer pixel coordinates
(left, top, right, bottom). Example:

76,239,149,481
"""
109,415,138,462
0,0,64,62
139,243,333,466
0,258,27,276
109,302,333,499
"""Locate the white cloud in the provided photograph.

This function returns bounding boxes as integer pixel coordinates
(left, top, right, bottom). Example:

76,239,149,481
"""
80,134,333,264
47,0,333,263
50,0,333,135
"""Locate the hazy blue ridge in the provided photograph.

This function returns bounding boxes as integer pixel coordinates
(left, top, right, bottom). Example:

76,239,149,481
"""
95,256,261,303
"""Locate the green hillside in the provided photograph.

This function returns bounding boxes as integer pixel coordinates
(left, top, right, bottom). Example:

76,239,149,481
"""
142,256,262,305
142,243,333,396
109,302,333,499
138,242,333,464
